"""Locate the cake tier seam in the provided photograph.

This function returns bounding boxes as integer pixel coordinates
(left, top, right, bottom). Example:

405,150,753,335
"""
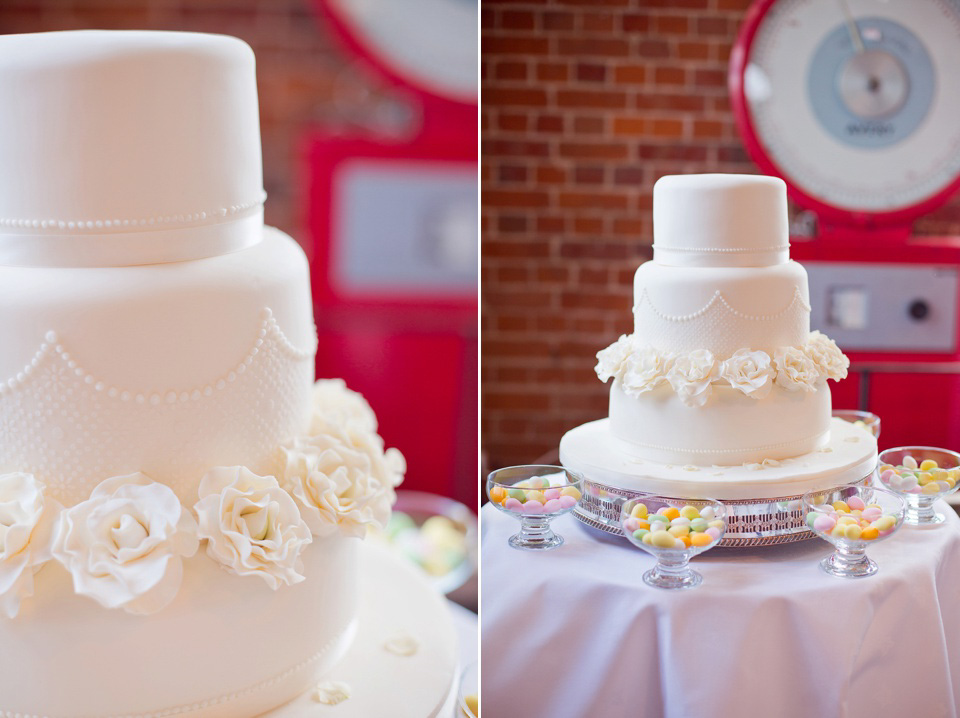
0,192,267,233
651,243,790,253
0,621,353,718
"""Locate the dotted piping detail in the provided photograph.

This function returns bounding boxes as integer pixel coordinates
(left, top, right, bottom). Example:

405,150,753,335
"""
0,193,266,232
0,308,316,401
0,623,351,718
634,286,811,322
652,243,790,254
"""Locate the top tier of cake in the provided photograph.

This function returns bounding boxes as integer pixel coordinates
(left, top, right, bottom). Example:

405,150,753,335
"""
0,31,264,267
652,174,789,268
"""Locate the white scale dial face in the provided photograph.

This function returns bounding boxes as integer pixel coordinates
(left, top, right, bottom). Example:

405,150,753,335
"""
745,0,960,213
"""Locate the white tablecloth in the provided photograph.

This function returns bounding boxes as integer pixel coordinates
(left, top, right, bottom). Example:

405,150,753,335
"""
481,504,960,718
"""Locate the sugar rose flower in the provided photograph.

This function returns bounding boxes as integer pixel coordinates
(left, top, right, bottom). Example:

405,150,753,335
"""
194,466,312,590
667,349,720,407
805,331,849,381
52,473,198,616
310,379,379,435
721,349,776,400
595,335,634,383
773,346,821,392
621,347,673,397
0,473,61,618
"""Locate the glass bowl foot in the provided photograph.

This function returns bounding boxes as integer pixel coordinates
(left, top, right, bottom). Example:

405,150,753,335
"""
508,532,563,551
643,565,702,590
820,553,878,578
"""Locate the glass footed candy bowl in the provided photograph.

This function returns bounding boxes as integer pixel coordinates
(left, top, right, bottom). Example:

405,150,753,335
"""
875,446,960,525
802,484,904,578
487,465,583,550
620,496,727,590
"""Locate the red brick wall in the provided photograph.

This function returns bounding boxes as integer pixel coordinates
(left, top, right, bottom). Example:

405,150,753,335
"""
0,0,393,251
480,0,960,470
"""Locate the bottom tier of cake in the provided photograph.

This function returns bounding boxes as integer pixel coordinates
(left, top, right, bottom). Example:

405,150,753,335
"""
560,417,878,546
0,535,456,717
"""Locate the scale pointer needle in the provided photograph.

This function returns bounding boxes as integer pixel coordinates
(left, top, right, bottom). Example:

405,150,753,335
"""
837,0,865,53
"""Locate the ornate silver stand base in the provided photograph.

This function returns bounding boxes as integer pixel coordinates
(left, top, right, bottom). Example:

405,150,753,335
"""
574,475,871,548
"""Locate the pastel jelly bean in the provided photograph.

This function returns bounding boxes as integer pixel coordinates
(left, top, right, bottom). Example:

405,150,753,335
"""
699,506,716,520
558,495,577,509
690,518,708,532
507,488,525,501
631,503,648,519
937,481,952,493
847,496,866,511
642,532,653,545
813,515,836,533
490,486,507,503
650,530,677,548
661,507,681,521
705,526,721,540
633,528,649,541
670,517,691,527
543,499,562,513
690,532,713,548
676,536,690,548
920,459,939,471
707,519,724,530
543,488,561,501
523,500,544,514
861,507,882,521
922,483,941,495
871,516,896,531
844,524,862,540
668,525,690,538
832,500,850,512
899,475,919,491
679,506,700,520
560,486,582,501
525,490,546,504
504,498,523,512
860,527,879,541
805,511,820,529
918,472,933,486
624,518,639,532
903,455,918,469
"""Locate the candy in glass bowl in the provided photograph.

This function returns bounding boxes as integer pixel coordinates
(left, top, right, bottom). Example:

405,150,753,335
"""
802,484,904,578
831,409,880,438
619,496,727,590
875,446,960,525
486,465,583,550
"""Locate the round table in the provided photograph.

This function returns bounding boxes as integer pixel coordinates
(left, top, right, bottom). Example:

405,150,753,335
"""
481,504,960,718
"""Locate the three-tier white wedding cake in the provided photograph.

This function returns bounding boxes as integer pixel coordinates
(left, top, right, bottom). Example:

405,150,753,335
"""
561,174,877,512
0,30,455,717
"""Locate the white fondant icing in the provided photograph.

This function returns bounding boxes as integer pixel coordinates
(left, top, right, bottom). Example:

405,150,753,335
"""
560,418,877,500
0,229,316,506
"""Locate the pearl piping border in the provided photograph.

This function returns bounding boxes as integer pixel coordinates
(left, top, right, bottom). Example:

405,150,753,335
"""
0,308,316,401
0,193,266,232
635,286,811,322
652,243,790,253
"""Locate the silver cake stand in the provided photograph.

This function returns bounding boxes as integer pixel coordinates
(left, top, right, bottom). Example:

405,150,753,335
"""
572,475,871,548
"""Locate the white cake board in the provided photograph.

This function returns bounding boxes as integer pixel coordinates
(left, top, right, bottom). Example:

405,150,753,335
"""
262,542,459,717
561,417,878,547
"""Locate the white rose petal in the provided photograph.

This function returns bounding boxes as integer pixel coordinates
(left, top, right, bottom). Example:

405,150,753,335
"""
773,346,821,392
595,335,634,383
52,473,197,616
0,473,61,618
310,379,379,435
721,348,776,400
621,347,673,397
195,466,312,590
666,349,720,407
805,330,850,381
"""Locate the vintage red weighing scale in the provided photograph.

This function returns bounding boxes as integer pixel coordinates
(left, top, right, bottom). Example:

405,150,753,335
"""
305,0,478,506
730,0,960,451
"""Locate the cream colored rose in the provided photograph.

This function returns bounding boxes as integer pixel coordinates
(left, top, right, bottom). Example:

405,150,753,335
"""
721,349,776,399
666,349,720,407
310,378,378,435
279,430,393,539
621,347,673,397
805,331,849,381
52,473,198,616
595,335,634,383
0,473,61,618
195,466,312,590
773,346,820,392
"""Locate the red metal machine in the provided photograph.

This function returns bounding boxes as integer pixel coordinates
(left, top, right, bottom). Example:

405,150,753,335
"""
304,0,478,507
730,0,960,451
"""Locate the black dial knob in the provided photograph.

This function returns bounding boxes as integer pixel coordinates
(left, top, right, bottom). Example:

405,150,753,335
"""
908,299,930,321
